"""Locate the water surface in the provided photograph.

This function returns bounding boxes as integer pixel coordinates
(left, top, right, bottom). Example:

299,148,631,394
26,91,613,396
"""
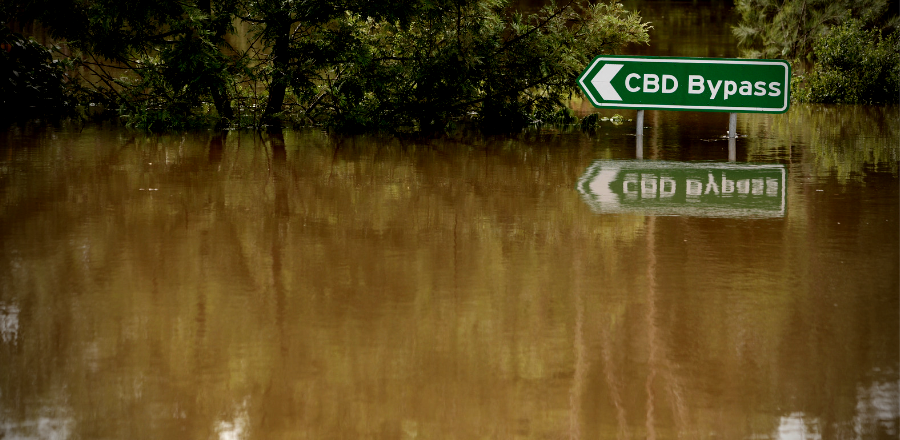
1,2,899,439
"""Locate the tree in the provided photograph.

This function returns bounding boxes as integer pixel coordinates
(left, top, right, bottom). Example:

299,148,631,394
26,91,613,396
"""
2,0,650,132
246,0,649,132
0,24,78,122
3,0,240,128
796,20,899,104
241,0,419,127
732,0,897,66
318,0,649,132
732,0,899,104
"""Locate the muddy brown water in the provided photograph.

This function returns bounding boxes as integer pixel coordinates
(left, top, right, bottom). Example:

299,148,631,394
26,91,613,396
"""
1,2,898,439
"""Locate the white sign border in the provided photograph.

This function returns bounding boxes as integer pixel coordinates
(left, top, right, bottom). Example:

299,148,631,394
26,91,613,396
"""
578,57,791,113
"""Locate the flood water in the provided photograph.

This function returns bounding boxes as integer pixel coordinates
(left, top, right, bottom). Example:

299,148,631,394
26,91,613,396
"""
2,2,899,440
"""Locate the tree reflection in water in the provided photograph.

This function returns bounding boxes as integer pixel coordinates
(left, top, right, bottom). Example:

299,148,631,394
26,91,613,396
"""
0,110,896,439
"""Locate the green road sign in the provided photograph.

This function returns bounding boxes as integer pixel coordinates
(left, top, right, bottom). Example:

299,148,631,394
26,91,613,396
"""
578,56,791,113
577,161,786,218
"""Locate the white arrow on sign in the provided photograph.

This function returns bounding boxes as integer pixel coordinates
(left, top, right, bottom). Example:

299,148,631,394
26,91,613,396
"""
589,63,623,101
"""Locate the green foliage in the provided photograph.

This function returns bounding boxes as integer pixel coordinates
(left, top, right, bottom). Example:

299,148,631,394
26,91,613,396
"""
3,0,239,130
314,0,649,133
113,11,238,130
3,0,649,132
732,0,897,64
0,24,79,122
796,21,900,104
733,0,899,104
579,112,600,129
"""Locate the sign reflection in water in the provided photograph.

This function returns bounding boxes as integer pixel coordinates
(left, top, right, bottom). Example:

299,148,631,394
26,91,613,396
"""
577,160,786,218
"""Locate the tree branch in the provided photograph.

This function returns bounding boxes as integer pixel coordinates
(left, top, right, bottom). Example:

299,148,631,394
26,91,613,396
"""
493,0,576,56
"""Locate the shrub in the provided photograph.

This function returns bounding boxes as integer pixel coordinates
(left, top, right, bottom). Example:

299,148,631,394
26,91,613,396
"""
732,0,897,65
797,21,899,104
0,24,78,122
318,0,649,133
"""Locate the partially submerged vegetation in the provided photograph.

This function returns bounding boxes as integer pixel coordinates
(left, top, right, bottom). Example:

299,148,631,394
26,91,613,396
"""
1,0,649,132
733,0,899,104
6,0,898,132
0,26,82,121
796,20,899,104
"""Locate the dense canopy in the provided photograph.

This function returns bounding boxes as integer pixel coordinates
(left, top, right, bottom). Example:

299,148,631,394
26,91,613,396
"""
1,0,650,131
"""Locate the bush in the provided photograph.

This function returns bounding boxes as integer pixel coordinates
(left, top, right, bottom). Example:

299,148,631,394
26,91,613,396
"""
319,0,649,133
732,0,897,64
797,21,900,104
0,24,78,122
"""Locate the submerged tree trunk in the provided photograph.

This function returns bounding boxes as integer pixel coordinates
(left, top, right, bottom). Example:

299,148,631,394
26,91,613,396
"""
200,0,233,123
211,83,233,122
262,21,291,128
